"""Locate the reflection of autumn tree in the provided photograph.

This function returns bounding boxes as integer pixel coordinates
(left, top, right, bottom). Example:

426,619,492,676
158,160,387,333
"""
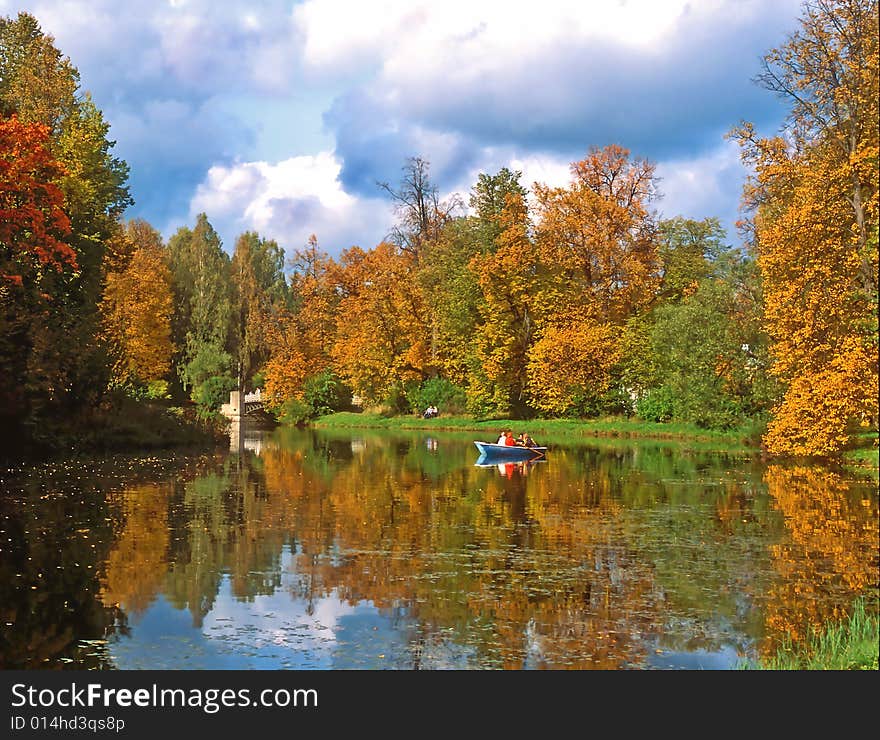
763,464,879,654
100,483,171,614
259,433,669,668
99,454,304,628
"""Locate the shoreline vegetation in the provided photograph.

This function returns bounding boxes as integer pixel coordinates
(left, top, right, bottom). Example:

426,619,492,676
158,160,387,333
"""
5,396,227,463
310,411,880,472
742,596,879,670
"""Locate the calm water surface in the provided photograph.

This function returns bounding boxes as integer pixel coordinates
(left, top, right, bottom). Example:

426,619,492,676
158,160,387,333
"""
1,426,877,669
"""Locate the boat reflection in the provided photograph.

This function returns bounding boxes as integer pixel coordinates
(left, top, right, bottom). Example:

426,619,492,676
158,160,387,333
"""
474,457,546,477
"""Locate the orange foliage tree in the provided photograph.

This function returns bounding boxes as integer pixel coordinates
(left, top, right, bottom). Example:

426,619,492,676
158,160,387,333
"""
528,145,661,413
733,0,879,456
526,321,621,416
261,234,339,412
331,242,431,407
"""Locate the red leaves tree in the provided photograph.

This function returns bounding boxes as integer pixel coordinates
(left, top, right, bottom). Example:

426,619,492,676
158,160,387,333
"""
0,113,72,427
0,113,73,286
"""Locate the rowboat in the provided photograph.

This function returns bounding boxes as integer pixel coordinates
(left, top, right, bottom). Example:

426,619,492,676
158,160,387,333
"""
473,441,547,460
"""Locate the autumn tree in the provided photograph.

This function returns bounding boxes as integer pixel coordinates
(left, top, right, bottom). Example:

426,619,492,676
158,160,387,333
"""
468,190,539,416
417,168,528,395
733,0,879,455
528,146,661,415
1,12,131,433
287,234,338,369
0,113,72,427
331,242,431,408
533,145,660,325
261,234,350,419
0,12,77,131
100,219,174,390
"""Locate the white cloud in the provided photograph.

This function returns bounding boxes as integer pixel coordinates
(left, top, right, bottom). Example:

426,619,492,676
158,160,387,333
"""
190,152,394,256
655,139,746,238
295,0,706,76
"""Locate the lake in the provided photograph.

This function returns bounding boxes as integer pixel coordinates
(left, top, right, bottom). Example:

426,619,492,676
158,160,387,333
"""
1,424,876,669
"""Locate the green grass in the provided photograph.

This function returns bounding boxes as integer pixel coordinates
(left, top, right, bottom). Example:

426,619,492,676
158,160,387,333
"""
314,412,880,468
842,430,880,474
742,597,879,670
312,411,763,447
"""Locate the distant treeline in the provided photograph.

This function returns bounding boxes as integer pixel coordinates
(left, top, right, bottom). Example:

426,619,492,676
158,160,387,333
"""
1,1,877,458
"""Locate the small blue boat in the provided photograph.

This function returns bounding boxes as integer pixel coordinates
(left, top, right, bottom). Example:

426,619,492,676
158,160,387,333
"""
473,441,548,460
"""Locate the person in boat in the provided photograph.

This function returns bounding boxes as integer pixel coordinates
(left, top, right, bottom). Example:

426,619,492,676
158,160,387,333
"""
517,432,537,448
503,431,517,446
496,430,508,444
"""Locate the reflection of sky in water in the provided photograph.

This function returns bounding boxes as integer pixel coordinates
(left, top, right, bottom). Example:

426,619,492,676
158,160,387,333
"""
109,547,409,670
645,647,741,670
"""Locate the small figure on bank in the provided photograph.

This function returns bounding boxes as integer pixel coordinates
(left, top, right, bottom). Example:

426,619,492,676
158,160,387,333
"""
423,404,438,419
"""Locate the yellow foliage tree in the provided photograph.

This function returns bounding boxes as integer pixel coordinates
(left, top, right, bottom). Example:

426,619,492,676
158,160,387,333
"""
468,192,538,415
527,321,621,416
533,144,660,326
263,314,311,408
100,219,174,387
526,145,660,414
733,0,879,456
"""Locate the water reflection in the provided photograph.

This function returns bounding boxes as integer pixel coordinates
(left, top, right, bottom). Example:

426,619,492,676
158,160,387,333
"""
0,428,876,669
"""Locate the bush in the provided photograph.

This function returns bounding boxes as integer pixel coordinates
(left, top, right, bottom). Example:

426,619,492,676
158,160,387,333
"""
277,397,311,426
193,375,236,415
303,370,351,416
145,379,171,400
406,378,468,416
636,387,675,423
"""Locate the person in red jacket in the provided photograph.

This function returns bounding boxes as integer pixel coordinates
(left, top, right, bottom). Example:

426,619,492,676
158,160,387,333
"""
503,431,516,446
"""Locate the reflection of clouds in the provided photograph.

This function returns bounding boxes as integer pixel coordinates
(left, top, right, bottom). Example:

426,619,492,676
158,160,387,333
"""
107,546,411,669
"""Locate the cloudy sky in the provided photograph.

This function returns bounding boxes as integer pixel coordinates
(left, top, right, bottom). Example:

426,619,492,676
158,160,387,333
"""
1,0,805,257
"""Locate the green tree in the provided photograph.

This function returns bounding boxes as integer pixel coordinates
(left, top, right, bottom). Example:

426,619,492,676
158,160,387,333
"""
646,254,773,429
657,217,728,302
230,230,288,393
167,213,234,407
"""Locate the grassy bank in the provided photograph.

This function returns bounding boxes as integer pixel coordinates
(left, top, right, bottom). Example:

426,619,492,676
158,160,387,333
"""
312,412,880,470
743,597,879,670
312,412,763,447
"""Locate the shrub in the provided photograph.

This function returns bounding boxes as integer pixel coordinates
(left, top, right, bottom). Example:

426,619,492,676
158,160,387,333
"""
145,379,171,400
303,370,351,416
193,375,236,415
636,387,675,423
406,378,468,416
278,397,311,426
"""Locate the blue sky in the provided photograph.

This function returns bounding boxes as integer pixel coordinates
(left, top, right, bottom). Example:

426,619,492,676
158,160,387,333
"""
1,0,804,258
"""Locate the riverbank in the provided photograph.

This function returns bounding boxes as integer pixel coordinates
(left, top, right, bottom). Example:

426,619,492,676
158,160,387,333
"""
311,412,879,472
5,395,227,462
